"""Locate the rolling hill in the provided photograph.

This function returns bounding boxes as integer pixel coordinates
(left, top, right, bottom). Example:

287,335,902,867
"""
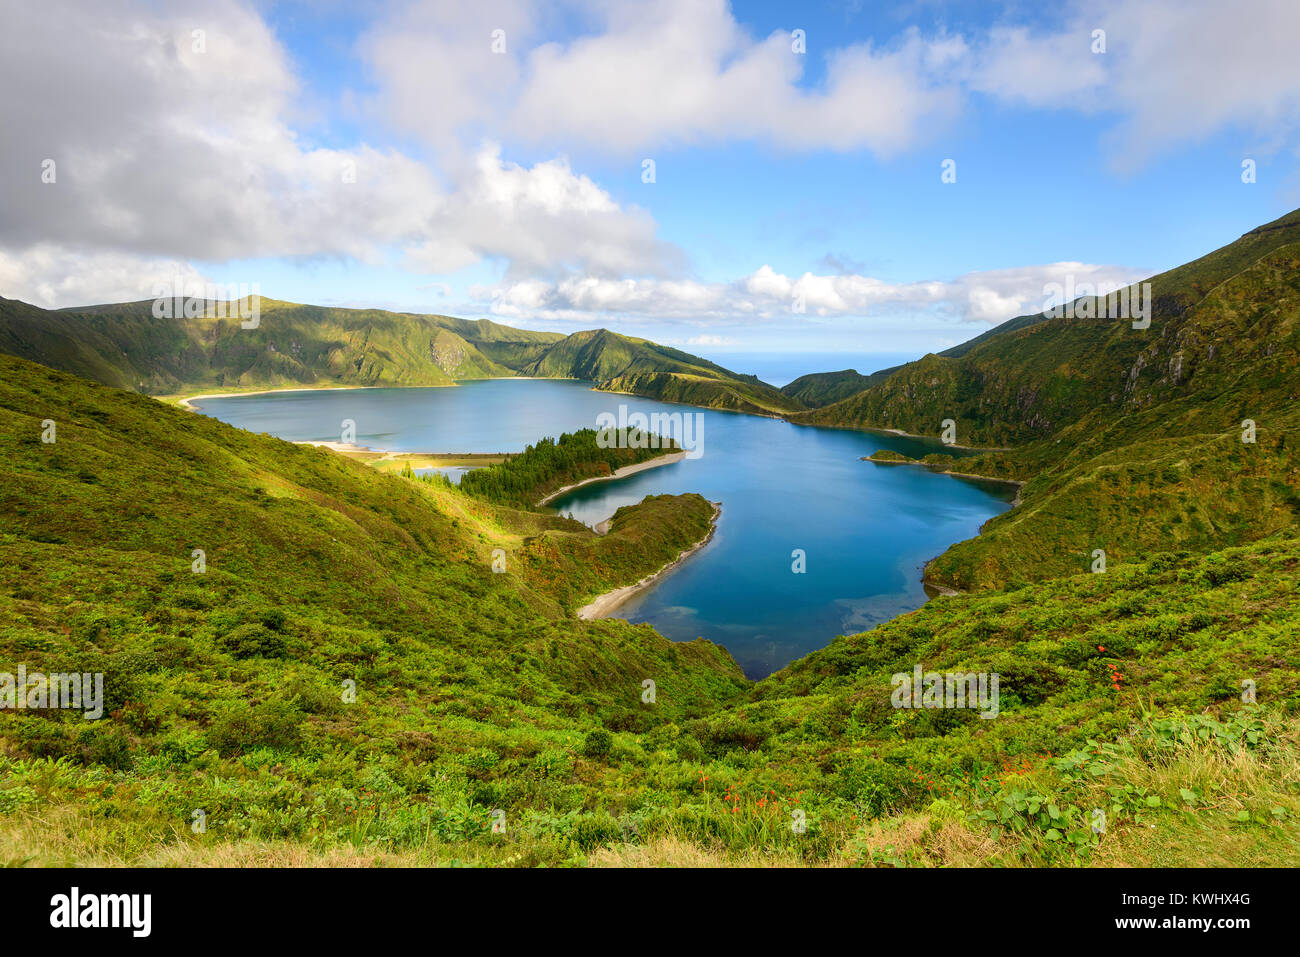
1,352,1296,867
0,295,799,414
523,328,803,415
794,207,1300,447
791,209,1300,590
780,369,874,408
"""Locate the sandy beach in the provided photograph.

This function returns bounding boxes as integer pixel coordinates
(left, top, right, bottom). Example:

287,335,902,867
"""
537,450,688,506
576,501,721,620
295,439,378,454
294,443,509,472
176,384,378,411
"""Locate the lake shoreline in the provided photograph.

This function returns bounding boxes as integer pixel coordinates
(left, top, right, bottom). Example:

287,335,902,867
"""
914,469,1024,597
295,442,509,471
799,419,1012,452
185,378,1014,672
172,377,569,411
594,386,789,421
577,501,721,620
176,384,382,411
863,456,1024,505
537,451,688,506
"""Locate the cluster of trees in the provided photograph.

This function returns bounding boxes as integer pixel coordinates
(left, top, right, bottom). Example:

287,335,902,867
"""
459,428,676,506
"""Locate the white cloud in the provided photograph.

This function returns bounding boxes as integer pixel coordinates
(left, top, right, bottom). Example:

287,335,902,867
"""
362,0,1300,167
0,245,212,309
356,0,536,162
0,0,682,306
2,0,1290,316
403,147,683,278
967,0,1300,167
0,0,438,262
966,25,1107,107
470,261,1148,326
365,0,963,156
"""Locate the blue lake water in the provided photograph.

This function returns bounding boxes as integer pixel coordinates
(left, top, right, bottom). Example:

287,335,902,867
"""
193,380,1012,678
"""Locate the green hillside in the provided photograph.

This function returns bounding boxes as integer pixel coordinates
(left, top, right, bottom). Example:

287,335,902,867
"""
1,353,1297,867
0,296,797,414
799,210,1300,590
780,369,874,408
0,296,557,394
796,209,1300,446
2,211,1299,868
936,207,1300,361
526,329,803,414
600,370,803,416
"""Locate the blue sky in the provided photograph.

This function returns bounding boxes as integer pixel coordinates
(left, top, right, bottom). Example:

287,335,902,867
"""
4,0,1299,358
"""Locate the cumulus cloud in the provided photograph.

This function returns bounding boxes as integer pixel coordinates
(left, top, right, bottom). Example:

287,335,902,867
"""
469,261,1148,326
966,0,1300,167
403,147,683,278
364,0,963,156
0,245,212,309
0,0,435,262
0,0,682,305
2,0,1286,316
362,0,1300,167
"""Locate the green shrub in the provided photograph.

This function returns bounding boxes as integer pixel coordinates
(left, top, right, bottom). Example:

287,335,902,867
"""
582,728,613,760
571,813,621,851
217,623,287,659
206,700,304,756
74,724,134,770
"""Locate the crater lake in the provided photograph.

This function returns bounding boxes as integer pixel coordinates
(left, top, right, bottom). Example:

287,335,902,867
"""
192,379,1013,678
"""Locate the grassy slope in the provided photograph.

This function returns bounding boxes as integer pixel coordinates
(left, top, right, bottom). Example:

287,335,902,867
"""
936,207,1300,362
0,355,754,863
527,328,804,415
1,353,1297,867
0,296,562,394
794,210,1300,447
0,296,798,414
2,212,1299,867
780,369,874,408
798,214,1300,590
732,533,1300,866
919,242,1300,589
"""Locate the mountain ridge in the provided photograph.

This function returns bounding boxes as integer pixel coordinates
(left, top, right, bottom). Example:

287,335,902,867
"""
0,294,801,413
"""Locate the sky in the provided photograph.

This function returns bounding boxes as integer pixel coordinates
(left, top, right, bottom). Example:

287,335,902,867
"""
2,0,1299,358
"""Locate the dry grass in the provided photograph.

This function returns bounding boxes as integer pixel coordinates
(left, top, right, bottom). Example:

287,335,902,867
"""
0,805,490,868
829,812,1005,867
588,837,808,868
1084,728,1300,868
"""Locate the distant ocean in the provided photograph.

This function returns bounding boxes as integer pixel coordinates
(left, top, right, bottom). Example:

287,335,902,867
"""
696,351,921,388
